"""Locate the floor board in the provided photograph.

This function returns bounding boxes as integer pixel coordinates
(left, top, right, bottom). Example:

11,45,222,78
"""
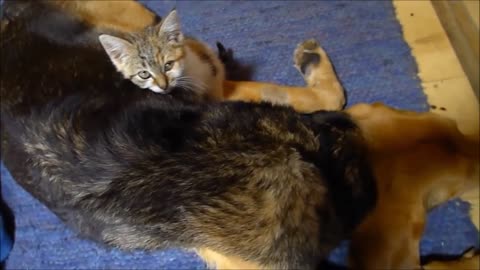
394,0,479,230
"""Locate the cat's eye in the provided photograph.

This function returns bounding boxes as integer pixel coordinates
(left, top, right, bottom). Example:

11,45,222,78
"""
164,61,174,72
138,71,151,79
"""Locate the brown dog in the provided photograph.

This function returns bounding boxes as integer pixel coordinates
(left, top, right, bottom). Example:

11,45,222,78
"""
347,103,479,269
3,1,478,269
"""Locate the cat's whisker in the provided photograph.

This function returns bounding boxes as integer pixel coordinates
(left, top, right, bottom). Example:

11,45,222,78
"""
174,76,208,93
174,81,198,93
183,78,208,91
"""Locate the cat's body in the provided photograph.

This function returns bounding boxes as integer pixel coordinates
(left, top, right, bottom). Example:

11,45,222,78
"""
99,11,225,99
0,1,376,269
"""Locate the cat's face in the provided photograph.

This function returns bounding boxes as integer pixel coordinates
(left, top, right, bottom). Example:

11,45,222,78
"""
99,10,185,94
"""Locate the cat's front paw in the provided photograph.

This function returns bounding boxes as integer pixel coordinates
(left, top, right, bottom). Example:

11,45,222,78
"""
293,39,325,76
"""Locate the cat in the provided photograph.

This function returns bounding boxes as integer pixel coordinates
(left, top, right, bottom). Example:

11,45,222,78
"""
98,10,225,99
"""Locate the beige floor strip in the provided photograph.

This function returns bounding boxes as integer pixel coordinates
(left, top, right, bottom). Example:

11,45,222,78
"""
393,0,479,230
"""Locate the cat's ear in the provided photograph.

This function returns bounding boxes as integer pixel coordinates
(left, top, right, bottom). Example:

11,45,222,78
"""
98,34,135,70
159,9,184,45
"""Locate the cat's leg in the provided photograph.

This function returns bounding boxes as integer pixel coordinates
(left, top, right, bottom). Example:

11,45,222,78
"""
223,39,345,112
347,103,479,269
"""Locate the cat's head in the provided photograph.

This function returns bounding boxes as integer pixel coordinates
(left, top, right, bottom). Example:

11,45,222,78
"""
98,10,185,94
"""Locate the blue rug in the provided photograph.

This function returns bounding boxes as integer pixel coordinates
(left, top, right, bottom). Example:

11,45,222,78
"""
2,1,478,269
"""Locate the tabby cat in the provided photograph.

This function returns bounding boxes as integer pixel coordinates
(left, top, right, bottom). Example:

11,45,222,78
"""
98,10,225,99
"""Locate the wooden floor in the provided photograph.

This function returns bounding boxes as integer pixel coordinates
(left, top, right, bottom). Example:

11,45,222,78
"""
393,0,479,231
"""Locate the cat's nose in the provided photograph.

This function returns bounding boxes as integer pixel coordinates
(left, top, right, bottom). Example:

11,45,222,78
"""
155,75,168,91
158,80,168,90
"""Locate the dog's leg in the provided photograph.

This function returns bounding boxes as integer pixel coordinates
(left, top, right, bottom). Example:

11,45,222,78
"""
46,0,159,33
349,204,425,270
424,253,479,270
347,103,479,270
196,248,263,270
292,39,345,109
224,39,345,112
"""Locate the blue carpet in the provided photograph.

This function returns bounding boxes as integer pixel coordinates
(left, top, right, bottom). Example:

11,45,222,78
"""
2,1,479,269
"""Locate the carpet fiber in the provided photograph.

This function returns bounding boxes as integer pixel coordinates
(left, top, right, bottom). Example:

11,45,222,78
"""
2,1,479,268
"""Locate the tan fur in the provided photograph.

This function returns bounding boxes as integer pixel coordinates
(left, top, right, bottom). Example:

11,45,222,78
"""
46,0,157,33
424,253,479,270
347,103,479,270
224,40,345,112
184,38,225,100
223,80,341,113
32,1,480,269
197,248,263,269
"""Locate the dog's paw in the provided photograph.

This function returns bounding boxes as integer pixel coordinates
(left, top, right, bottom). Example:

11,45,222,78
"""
293,39,324,76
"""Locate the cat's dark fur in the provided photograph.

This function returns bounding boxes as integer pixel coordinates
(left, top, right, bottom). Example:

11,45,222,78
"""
0,1,376,269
